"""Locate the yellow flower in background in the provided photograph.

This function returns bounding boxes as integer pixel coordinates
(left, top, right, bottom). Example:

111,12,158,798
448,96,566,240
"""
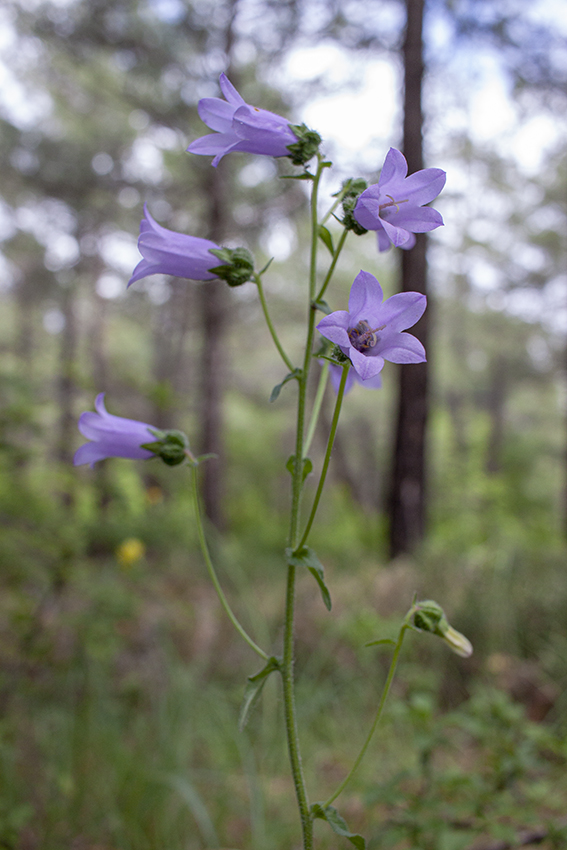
116,538,146,569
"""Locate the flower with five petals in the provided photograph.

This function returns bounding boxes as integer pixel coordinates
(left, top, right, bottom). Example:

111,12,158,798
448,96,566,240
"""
316,270,426,382
353,148,446,252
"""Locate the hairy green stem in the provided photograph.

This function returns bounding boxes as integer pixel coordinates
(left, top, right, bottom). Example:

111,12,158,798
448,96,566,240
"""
297,362,349,552
191,465,268,661
282,154,327,850
255,272,295,373
324,622,410,807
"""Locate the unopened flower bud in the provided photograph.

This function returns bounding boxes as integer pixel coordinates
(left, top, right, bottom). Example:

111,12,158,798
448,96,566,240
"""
208,246,255,287
413,600,473,658
340,178,369,235
286,123,322,166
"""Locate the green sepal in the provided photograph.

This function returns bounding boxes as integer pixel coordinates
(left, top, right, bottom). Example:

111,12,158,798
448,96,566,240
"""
286,123,322,166
285,455,313,483
208,246,255,287
310,803,366,849
239,656,281,731
318,225,334,255
269,368,301,403
365,638,397,648
142,428,190,466
257,257,274,275
286,546,331,611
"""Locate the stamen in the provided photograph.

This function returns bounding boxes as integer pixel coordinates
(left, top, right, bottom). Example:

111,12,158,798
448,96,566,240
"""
379,195,409,213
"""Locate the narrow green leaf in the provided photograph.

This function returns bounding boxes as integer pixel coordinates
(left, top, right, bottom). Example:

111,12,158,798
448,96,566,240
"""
239,657,281,731
269,368,301,402
318,225,334,255
280,172,314,180
311,803,366,849
314,299,332,315
365,638,397,647
285,546,332,611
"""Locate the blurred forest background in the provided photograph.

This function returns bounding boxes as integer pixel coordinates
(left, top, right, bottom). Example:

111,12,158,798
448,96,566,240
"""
2,0,567,848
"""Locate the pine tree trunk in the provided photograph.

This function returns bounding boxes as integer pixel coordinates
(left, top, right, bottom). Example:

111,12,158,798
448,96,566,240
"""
388,0,429,557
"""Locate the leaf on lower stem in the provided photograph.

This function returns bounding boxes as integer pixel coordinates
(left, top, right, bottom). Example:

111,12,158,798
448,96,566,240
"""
318,225,334,255
310,803,366,849
239,656,281,731
285,546,332,611
269,369,301,403
285,455,313,483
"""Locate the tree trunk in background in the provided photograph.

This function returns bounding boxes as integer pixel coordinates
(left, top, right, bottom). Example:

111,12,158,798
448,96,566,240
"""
485,356,507,475
388,0,429,558
198,135,231,531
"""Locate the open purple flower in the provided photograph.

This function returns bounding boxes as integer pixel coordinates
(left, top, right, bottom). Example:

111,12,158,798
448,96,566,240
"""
187,73,299,166
316,270,426,382
354,148,446,252
128,205,221,287
74,394,157,467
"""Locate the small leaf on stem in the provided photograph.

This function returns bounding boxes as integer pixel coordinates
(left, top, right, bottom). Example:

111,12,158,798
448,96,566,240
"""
310,803,366,849
239,656,281,731
286,546,332,611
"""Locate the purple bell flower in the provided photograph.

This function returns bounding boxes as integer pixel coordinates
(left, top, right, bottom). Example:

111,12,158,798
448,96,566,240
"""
128,205,221,287
316,270,426,382
187,73,298,167
74,394,157,467
354,148,446,252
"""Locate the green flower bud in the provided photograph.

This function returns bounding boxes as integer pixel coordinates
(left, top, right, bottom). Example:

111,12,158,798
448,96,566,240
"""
209,247,255,287
413,600,473,658
287,123,322,166
340,178,368,235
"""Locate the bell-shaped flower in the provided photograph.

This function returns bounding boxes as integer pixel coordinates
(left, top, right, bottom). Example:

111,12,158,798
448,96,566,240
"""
128,205,221,287
187,73,316,166
316,270,426,382
353,148,446,251
74,394,158,467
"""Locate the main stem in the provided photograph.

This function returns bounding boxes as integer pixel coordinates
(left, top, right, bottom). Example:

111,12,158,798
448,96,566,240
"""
282,155,326,850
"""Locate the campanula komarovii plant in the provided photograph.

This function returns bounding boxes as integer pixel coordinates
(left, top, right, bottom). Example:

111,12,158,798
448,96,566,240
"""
353,147,446,251
75,72,471,850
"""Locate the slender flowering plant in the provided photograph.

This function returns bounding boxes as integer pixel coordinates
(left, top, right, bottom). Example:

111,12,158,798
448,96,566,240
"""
76,73,470,850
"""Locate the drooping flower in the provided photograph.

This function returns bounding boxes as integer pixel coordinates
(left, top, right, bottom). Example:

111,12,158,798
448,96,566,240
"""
187,73,319,167
316,270,426,382
353,148,446,252
128,206,255,288
74,394,158,467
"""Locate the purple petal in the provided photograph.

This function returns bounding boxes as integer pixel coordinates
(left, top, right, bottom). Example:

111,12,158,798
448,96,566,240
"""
219,73,246,106
380,217,414,247
197,97,236,132
347,270,383,319
400,232,416,250
232,105,296,156
383,205,444,233
378,148,408,189
377,228,392,252
316,311,351,346
349,346,385,380
402,168,446,206
353,195,382,231
375,331,426,363
187,131,239,158
375,292,426,332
